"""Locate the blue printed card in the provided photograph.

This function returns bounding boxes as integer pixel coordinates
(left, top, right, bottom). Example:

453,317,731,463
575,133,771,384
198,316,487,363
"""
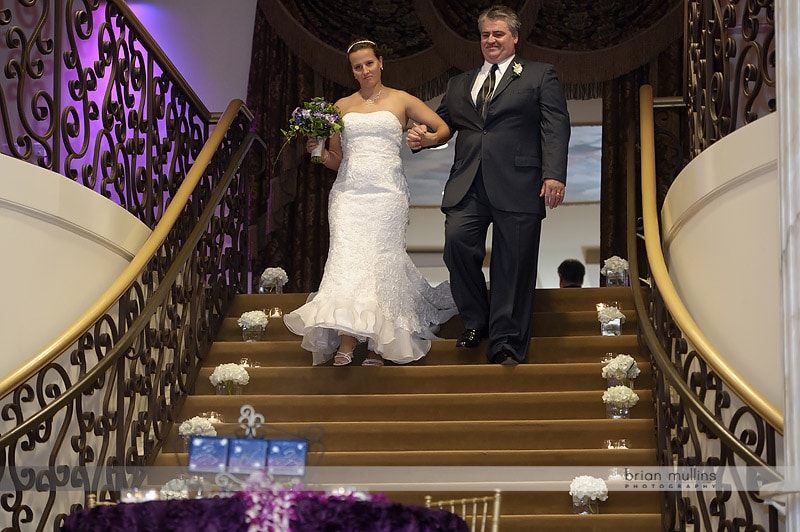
267,440,307,477
187,436,229,473
227,438,269,473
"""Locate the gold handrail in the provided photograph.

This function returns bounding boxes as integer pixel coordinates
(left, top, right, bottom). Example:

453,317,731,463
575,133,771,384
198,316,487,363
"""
638,84,784,433
0,99,252,402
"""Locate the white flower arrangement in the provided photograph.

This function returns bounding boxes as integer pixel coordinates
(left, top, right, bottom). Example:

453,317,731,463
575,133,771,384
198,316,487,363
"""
602,385,640,408
159,477,189,500
600,255,629,275
601,354,640,381
569,475,608,502
597,306,626,324
238,310,269,329
209,363,250,387
511,62,523,78
260,267,289,287
178,416,217,438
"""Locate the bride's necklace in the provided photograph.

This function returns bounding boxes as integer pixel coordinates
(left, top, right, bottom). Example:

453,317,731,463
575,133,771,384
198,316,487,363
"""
360,88,382,104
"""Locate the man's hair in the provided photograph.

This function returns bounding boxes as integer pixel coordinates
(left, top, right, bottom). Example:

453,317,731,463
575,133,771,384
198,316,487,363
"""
477,5,521,35
558,259,586,284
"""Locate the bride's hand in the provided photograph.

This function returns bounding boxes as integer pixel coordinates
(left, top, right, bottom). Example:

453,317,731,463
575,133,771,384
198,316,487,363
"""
306,137,322,154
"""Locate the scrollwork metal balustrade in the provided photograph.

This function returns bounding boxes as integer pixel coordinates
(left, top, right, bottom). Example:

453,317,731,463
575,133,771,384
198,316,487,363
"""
633,88,780,531
0,1,261,530
686,0,776,158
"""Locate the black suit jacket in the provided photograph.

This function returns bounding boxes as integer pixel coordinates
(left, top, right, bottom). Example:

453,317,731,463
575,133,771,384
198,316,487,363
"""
436,59,571,214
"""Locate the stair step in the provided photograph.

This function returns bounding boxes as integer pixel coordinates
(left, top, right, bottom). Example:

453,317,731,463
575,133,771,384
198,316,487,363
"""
387,490,659,515
165,419,656,453
141,461,660,517
179,390,653,422
226,287,637,316
153,447,655,468
205,335,645,366
217,309,639,341
496,513,661,531
195,364,653,395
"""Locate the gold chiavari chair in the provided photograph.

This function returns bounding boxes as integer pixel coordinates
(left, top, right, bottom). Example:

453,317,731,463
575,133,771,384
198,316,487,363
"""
424,489,501,532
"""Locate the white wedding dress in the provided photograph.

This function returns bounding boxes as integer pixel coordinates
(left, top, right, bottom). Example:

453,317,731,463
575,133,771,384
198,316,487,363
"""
283,110,457,365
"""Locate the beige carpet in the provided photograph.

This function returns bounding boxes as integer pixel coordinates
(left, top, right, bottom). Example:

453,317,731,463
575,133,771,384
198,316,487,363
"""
153,287,661,531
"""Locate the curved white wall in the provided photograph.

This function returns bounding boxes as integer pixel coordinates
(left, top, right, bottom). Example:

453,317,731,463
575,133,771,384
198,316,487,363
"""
661,113,782,408
0,155,151,380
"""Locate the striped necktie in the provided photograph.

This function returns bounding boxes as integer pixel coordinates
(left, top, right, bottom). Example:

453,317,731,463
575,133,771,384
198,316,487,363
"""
476,64,499,118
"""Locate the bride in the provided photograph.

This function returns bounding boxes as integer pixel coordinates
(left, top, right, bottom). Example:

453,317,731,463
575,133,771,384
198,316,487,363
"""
283,38,456,367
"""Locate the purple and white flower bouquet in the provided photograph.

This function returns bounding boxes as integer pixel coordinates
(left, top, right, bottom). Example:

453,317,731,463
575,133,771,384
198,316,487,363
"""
280,97,344,163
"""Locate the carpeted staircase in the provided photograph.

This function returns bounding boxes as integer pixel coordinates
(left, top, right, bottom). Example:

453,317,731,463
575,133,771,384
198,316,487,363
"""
154,287,661,530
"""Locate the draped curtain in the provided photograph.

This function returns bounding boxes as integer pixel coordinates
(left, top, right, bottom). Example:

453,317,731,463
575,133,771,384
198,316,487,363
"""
599,39,685,284
246,0,685,291
600,68,648,283
246,8,350,292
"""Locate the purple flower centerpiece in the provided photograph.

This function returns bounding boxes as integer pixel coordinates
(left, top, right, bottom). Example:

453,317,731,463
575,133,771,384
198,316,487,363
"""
236,471,381,530
235,471,467,531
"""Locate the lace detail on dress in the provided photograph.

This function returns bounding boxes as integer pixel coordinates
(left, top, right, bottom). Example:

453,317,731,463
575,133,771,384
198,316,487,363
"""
284,111,457,365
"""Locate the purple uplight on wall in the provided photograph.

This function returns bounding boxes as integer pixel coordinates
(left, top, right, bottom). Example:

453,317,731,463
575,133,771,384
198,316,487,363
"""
125,0,257,112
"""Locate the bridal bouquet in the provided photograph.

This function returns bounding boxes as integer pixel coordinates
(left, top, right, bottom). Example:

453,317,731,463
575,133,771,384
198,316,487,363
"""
280,97,344,163
569,475,608,502
178,416,217,439
601,354,640,381
602,385,640,408
209,363,250,395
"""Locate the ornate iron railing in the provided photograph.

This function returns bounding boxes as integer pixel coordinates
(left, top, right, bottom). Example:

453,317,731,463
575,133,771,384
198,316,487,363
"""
686,0,776,158
0,0,212,227
634,85,781,531
0,2,261,530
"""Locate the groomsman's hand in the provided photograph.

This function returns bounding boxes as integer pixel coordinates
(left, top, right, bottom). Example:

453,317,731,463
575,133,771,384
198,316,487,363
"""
541,178,566,209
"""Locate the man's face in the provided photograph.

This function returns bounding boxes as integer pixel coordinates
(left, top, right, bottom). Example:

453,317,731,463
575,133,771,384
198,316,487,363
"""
479,18,518,64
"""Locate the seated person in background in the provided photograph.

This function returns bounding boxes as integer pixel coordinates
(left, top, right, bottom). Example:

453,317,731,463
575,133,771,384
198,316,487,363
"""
558,259,585,288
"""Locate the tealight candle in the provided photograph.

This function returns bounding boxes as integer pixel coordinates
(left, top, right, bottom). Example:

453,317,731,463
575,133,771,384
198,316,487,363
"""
204,411,222,424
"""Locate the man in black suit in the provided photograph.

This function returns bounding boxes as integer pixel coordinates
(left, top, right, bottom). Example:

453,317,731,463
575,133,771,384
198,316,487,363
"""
407,5,570,365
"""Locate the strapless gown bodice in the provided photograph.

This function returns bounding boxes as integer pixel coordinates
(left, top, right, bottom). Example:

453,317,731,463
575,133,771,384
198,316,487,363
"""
334,111,409,199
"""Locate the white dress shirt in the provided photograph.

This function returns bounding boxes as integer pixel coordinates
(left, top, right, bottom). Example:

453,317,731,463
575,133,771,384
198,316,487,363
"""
471,55,515,104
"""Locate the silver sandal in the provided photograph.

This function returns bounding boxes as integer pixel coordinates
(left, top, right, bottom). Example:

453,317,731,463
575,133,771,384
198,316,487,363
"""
333,351,354,366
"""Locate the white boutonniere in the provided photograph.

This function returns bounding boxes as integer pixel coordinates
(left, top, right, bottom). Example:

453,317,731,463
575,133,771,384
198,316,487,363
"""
511,62,523,78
